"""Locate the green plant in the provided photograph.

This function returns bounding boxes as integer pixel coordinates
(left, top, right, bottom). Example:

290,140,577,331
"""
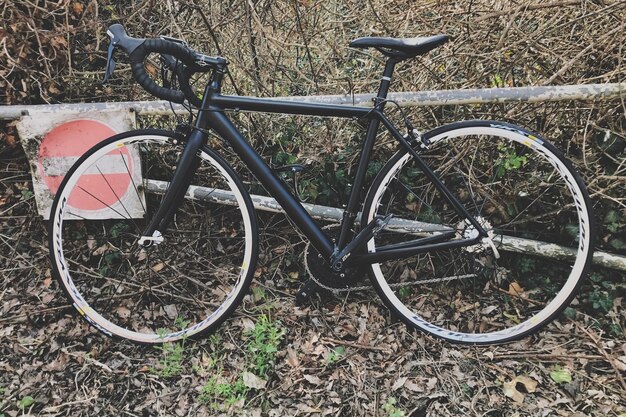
246,314,283,376
153,341,185,378
549,366,572,384
495,144,527,179
197,315,283,410
17,395,35,410
603,210,626,251
326,346,346,364
109,221,131,238
589,287,613,313
398,287,412,298
382,397,405,417
152,318,190,378
588,272,615,313
461,382,473,397
198,375,247,410
491,73,505,88
20,189,34,200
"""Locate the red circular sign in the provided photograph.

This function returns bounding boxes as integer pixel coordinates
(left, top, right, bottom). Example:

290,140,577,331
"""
38,119,132,212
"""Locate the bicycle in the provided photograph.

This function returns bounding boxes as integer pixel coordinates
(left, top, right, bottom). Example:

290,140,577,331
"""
48,24,594,345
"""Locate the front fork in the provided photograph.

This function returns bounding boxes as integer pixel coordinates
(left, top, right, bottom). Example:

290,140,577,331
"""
140,127,207,244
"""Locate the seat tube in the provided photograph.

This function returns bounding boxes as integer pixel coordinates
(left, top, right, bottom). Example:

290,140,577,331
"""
337,59,398,248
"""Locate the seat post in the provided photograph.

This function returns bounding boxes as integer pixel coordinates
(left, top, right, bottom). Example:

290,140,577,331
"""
375,58,398,103
335,58,398,249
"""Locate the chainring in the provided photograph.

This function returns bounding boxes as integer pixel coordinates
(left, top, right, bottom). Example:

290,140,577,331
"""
303,225,368,291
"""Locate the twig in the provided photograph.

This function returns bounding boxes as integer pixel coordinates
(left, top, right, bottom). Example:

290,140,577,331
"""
321,337,392,352
61,348,115,373
571,320,626,393
291,0,319,93
491,353,604,361
475,0,582,22
0,304,71,323
543,26,621,85
41,395,98,412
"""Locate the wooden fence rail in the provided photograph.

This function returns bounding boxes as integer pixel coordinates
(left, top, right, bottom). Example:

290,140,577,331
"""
2,82,625,270
145,180,626,272
1,83,624,120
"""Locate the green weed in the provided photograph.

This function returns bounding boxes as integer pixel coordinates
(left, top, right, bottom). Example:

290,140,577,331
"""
197,314,284,410
495,145,527,179
584,271,625,337
152,318,190,379
198,375,247,409
326,346,346,364
17,395,35,411
246,314,283,376
398,287,412,298
382,397,405,417
491,74,505,88
20,189,34,200
153,341,185,378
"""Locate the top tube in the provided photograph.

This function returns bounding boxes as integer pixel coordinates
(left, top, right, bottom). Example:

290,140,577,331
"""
209,94,374,119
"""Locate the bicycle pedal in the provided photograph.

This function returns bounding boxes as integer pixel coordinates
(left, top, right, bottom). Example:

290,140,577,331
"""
295,278,320,306
273,164,305,174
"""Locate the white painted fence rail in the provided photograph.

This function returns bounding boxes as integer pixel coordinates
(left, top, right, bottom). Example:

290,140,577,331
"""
145,180,626,272
1,83,624,120
3,82,625,271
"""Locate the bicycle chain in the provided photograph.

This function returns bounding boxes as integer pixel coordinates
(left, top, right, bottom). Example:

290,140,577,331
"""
303,229,477,293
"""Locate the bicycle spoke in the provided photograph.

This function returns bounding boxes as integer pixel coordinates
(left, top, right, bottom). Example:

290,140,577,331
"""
52,133,255,343
119,149,147,215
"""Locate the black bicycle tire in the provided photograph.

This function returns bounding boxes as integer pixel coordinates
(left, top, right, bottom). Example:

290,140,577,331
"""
48,128,259,344
361,120,595,345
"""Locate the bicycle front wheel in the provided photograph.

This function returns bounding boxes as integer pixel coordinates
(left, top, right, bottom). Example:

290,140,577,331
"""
362,121,594,344
49,129,258,344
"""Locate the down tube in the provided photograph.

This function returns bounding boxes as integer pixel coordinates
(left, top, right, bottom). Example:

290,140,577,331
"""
205,110,334,257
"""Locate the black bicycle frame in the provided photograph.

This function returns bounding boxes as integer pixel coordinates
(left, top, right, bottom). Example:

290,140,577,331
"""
155,60,487,266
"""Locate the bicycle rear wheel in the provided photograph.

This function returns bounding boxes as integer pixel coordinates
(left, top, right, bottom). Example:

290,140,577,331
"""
362,121,594,344
49,129,257,344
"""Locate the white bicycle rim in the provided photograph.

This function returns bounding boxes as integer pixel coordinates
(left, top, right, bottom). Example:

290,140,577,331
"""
366,124,592,344
50,134,255,343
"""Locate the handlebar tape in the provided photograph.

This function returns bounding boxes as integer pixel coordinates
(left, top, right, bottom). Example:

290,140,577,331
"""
107,24,201,104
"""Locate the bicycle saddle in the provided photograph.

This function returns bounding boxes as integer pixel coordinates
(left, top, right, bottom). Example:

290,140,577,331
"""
349,34,448,60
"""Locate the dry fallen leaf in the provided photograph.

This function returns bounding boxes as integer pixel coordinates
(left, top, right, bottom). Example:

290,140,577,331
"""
242,371,267,389
151,262,165,272
508,281,525,296
392,376,408,391
286,347,299,368
116,306,131,319
503,376,538,403
304,374,324,385
163,304,178,319
73,2,84,14
404,379,424,392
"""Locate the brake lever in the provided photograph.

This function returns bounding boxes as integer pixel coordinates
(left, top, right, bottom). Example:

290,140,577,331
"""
102,39,116,84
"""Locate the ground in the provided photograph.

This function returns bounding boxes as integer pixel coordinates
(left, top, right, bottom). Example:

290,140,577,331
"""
1,139,625,417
